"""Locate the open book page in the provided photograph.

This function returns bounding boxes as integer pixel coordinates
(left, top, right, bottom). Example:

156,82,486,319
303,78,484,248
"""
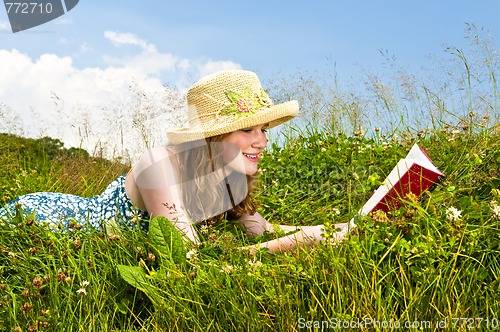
335,143,444,240
405,143,440,170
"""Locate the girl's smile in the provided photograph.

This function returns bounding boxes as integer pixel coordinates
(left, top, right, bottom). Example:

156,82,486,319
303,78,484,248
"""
222,124,268,175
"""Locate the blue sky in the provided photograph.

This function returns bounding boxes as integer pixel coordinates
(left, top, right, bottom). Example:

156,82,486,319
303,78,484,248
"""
1,1,499,156
3,1,499,80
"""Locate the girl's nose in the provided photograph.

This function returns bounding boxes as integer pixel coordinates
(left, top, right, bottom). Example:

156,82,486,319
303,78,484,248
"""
252,131,267,149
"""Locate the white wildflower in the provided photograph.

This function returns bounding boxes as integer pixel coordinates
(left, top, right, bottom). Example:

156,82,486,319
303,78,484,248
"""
76,288,87,296
219,264,234,273
332,207,341,216
186,248,198,260
77,280,89,295
490,200,500,219
199,225,209,235
248,258,262,268
446,206,462,221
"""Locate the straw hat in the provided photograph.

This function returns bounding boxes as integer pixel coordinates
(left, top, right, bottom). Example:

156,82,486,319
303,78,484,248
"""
166,70,299,144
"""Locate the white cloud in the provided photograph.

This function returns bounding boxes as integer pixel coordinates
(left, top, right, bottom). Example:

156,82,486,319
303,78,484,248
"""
104,31,157,53
178,59,190,70
0,48,182,158
0,21,11,32
103,52,179,75
102,30,242,76
197,60,243,78
0,33,242,160
78,41,93,54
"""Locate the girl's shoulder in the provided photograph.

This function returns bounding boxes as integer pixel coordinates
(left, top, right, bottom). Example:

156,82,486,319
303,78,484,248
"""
125,146,178,210
138,146,175,163
130,146,178,179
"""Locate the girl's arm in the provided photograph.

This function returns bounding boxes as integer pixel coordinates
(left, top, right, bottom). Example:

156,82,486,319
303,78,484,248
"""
126,147,201,244
238,212,348,253
135,186,200,244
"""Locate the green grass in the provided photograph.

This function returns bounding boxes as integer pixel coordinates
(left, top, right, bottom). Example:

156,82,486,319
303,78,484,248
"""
1,123,499,331
2,26,499,330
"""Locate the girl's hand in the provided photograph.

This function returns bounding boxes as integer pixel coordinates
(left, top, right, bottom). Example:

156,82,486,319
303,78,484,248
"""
324,222,351,244
279,223,349,244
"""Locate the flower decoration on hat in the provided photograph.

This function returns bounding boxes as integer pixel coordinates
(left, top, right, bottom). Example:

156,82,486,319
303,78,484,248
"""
237,98,252,113
220,86,272,119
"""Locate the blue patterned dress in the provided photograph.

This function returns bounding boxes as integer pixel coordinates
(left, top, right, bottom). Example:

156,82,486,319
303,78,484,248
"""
0,175,149,231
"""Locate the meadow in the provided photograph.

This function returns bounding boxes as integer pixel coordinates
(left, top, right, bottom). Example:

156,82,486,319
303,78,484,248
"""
1,25,500,331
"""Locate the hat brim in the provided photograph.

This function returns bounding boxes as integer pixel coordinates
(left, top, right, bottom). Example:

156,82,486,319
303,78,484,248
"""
166,100,299,144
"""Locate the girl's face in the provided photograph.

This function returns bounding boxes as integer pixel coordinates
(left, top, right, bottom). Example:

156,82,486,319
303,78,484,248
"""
221,123,268,176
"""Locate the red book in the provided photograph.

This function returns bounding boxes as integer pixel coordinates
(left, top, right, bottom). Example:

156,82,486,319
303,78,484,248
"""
337,143,445,238
360,143,445,215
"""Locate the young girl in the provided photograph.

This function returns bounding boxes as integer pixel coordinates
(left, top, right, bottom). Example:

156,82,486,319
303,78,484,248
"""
0,70,348,252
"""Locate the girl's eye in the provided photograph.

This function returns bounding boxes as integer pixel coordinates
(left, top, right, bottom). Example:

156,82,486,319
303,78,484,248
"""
241,127,268,133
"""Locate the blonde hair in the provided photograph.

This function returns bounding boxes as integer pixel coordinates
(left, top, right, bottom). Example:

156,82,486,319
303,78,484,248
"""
172,133,258,226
